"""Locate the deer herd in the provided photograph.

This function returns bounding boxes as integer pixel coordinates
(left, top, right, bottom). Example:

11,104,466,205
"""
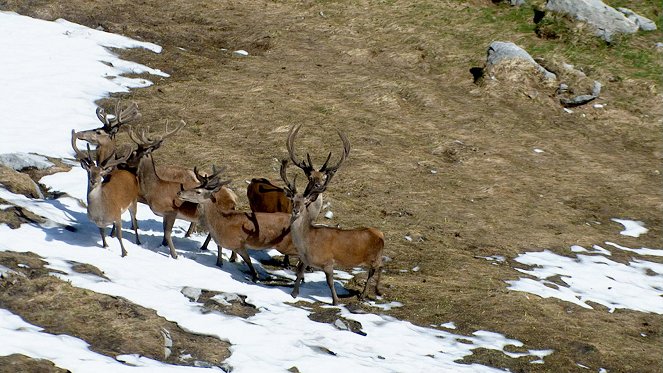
70,101,384,305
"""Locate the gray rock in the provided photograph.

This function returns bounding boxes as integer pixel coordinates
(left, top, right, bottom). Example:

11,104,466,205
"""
0,165,44,199
546,0,638,42
617,8,657,31
591,80,602,96
560,94,597,107
510,0,526,6
334,319,349,331
486,41,556,80
0,153,54,171
181,286,202,302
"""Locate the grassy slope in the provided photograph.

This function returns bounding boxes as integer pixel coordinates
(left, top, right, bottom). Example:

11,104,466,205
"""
1,0,662,371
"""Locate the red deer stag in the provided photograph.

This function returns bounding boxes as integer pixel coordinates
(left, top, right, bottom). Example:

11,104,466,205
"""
127,123,236,258
73,100,141,162
177,167,298,282
71,131,140,257
280,134,384,306
245,124,350,265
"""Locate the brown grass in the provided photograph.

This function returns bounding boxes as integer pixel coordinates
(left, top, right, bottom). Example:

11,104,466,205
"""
0,0,662,371
0,252,230,368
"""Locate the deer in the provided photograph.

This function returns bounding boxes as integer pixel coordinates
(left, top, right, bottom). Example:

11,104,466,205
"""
244,123,351,266
177,167,299,282
280,136,384,306
71,130,140,257
127,123,237,259
73,100,141,162
74,101,224,240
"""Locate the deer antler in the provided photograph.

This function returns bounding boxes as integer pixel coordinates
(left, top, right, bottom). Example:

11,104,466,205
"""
287,124,314,173
128,120,185,149
71,130,95,168
193,165,230,191
319,129,351,175
98,148,132,170
287,124,351,182
96,100,141,135
279,159,298,197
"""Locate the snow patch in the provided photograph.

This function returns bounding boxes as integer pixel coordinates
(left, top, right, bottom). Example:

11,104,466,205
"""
611,218,648,237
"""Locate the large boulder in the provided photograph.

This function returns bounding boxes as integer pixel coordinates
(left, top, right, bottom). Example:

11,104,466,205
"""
0,165,44,199
485,41,557,82
545,0,639,42
617,8,657,32
0,153,54,171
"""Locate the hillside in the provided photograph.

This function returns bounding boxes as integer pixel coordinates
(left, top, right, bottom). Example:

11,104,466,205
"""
0,1,661,372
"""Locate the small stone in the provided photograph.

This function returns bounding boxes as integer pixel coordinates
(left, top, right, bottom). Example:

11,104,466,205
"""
334,319,349,330
233,50,249,57
181,286,202,302
324,211,334,219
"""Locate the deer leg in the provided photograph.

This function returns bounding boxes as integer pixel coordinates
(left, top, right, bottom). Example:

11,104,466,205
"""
161,218,169,247
323,264,340,306
216,245,224,267
99,227,108,248
360,267,376,300
282,255,291,268
109,224,116,238
291,261,306,299
184,222,196,238
374,266,383,296
115,220,128,257
199,234,212,251
129,200,140,245
162,214,178,259
229,251,238,262
235,249,258,282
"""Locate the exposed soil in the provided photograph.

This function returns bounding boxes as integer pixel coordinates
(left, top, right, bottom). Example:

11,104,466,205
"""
0,354,69,373
0,1,661,372
0,252,231,368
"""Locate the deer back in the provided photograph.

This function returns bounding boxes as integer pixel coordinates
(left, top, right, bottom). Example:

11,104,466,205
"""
247,178,292,213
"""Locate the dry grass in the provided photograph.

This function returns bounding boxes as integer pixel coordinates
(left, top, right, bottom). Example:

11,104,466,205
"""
1,0,662,371
0,252,231,367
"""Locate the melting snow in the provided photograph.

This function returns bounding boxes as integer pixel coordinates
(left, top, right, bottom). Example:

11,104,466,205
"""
611,218,648,237
507,245,663,314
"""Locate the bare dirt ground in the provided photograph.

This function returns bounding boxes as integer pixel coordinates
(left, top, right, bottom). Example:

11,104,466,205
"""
1,0,662,371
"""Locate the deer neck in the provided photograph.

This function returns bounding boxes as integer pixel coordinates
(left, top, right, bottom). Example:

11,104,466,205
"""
137,155,161,198
95,139,115,163
290,207,314,258
86,178,108,224
307,194,323,219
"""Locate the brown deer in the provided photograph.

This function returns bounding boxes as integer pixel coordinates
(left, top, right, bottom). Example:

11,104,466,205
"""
177,168,298,282
74,101,225,240
244,124,350,265
73,100,141,162
127,123,237,258
71,130,140,257
281,134,384,306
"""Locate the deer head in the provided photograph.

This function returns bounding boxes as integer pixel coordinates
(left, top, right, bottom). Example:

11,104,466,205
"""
75,101,141,143
71,130,131,190
286,124,350,196
125,120,187,167
178,165,230,204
